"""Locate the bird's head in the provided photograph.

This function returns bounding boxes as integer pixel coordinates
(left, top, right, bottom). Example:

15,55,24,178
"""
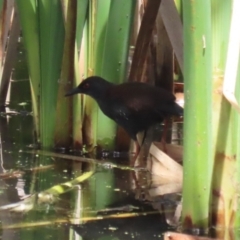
65,76,112,100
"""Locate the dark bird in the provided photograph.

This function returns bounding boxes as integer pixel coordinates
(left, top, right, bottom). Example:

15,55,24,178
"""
65,76,183,159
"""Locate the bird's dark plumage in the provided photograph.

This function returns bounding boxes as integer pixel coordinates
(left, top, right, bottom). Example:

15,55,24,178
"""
65,76,183,141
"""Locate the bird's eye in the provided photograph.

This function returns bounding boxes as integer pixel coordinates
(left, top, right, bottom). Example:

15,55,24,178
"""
83,83,90,89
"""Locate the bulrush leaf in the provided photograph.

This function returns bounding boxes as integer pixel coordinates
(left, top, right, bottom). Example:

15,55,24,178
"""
182,0,212,229
16,0,41,142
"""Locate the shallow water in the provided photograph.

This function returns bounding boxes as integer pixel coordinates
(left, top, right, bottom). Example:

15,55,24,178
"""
0,103,183,240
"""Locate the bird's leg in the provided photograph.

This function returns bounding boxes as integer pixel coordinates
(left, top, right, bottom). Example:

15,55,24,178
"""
135,140,141,156
161,118,169,153
130,140,141,167
130,131,147,167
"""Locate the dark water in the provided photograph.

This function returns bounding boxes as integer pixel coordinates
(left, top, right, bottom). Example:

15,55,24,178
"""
0,100,182,240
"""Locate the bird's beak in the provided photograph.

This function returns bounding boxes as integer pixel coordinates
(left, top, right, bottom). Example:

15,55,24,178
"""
65,87,80,97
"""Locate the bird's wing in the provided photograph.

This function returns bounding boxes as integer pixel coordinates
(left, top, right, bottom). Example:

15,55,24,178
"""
103,83,178,139
107,83,176,118
114,82,176,102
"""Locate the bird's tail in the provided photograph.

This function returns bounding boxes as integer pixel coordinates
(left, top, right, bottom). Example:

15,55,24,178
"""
173,103,183,116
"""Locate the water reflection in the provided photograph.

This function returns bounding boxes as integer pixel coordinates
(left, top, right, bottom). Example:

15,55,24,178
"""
0,109,182,240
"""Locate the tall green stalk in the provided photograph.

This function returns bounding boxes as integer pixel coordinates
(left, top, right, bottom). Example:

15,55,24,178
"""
17,0,65,148
16,0,41,143
76,0,89,52
81,0,98,150
38,0,65,148
211,0,240,229
71,1,89,148
97,0,136,148
54,0,76,148
211,0,231,228
93,0,111,148
93,0,111,76
182,0,212,229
